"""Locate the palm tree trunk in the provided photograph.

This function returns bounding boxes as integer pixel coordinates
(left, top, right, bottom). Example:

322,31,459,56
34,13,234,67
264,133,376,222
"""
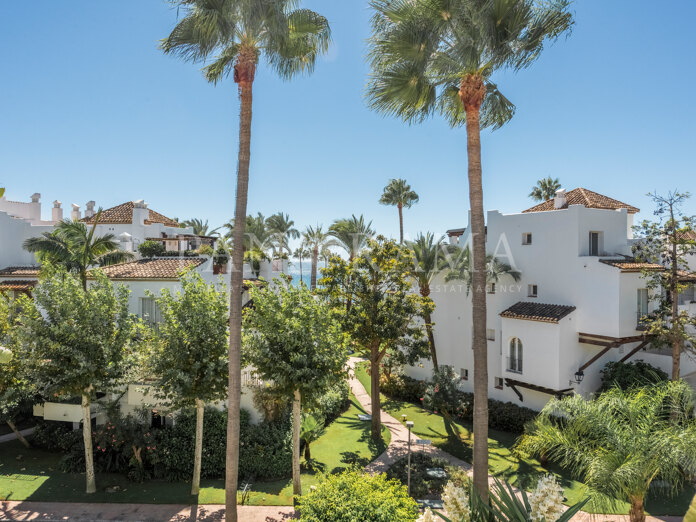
192,398,205,495
671,234,680,380
226,73,254,522
6,420,30,449
311,246,319,291
304,441,311,460
82,390,96,494
299,254,303,285
398,203,404,244
292,389,302,499
370,340,382,441
461,74,489,501
629,495,646,522
424,311,439,373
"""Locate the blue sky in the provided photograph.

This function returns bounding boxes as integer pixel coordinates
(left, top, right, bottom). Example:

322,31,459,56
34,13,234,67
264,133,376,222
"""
1,1,694,246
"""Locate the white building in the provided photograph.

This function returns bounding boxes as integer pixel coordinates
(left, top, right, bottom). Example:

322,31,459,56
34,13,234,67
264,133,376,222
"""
408,188,696,410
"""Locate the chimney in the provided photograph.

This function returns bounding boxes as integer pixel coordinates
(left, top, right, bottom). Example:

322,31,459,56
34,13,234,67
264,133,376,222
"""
554,188,567,209
71,204,81,221
119,232,133,253
31,193,41,203
85,200,96,218
132,200,149,227
52,201,63,222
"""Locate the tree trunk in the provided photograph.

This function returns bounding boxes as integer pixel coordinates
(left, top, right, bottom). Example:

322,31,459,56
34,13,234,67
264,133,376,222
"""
629,495,646,522
82,391,96,494
311,246,319,291
6,420,30,449
671,235,680,380
461,73,489,502
192,398,205,495
226,70,255,522
292,389,302,500
370,341,382,441
424,311,439,373
398,203,404,244
299,255,303,286
304,442,311,461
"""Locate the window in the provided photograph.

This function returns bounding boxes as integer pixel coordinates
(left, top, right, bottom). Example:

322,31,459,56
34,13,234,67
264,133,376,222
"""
494,377,504,389
528,284,538,298
460,368,469,381
141,297,162,326
486,329,496,341
487,282,496,294
589,231,602,256
507,338,523,373
637,288,649,327
522,233,532,245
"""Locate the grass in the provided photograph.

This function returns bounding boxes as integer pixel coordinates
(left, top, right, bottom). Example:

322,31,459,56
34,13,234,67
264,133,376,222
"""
0,393,389,505
355,362,692,516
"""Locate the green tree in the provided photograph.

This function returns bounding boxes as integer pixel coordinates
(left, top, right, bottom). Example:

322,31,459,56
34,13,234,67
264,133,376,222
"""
243,277,346,500
366,0,573,498
379,178,419,244
12,269,133,493
181,218,220,236
138,240,166,258
23,211,133,290
162,2,331,515
299,414,325,461
267,213,300,257
320,237,432,440
529,177,561,202
302,225,335,291
519,380,696,522
329,215,375,261
149,271,228,495
633,191,696,380
599,360,668,393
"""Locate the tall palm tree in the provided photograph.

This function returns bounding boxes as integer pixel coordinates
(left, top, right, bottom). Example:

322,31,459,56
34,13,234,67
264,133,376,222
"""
223,214,273,254
329,215,375,261
406,232,451,372
366,0,573,497
23,211,133,291
293,245,310,286
519,380,696,522
302,225,334,291
266,212,300,257
445,245,521,291
529,177,561,202
181,218,220,236
379,178,419,244
162,1,331,516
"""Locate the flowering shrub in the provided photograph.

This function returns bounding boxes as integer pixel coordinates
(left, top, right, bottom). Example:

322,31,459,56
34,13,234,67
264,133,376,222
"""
422,366,461,415
442,481,471,522
417,507,438,522
528,475,565,522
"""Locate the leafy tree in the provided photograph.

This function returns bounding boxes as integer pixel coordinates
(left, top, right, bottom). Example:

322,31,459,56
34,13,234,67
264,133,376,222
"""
162,2,331,514
599,360,668,393
138,240,166,258
181,218,220,237
12,269,134,493
23,210,133,290
366,0,573,498
379,178,419,244
529,177,561,202
519,380,696,522
633,191,696,379
299,414,325,461
302,225,335,291
0,187,4,198
149,271,228,495
267,213,300,257
320,237,432,440
243,277,346,500
329,215,375,261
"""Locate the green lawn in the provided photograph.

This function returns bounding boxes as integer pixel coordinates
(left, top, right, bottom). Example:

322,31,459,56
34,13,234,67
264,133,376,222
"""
355,362,692,516
0,393,389,505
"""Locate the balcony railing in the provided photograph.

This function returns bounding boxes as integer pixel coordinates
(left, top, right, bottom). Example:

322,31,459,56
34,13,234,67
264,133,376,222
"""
506,357,523,374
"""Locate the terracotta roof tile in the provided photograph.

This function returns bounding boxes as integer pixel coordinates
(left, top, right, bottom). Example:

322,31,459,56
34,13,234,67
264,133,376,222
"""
0,280,37,291
677,230,696,241
500,301,576,323
522,188,639,214
81,202,180,227
0,266,41,277
599,258,664,272
90,258,206,280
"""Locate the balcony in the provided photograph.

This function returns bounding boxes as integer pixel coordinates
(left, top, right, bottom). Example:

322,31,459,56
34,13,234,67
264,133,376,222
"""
506,357,523,374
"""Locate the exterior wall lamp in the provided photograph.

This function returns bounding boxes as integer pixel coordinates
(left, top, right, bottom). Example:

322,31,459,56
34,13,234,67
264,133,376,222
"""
569,369,585,386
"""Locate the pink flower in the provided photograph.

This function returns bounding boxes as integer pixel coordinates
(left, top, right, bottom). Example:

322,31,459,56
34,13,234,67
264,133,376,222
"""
420,398,423,401
102,448,106,452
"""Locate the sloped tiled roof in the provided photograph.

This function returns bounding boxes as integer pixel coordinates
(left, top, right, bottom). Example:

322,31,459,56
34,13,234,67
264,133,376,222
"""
81,202,180,227
0,280,37,291
522,188,640,214
0,266,41,277
90,258,206,280
599,258,664,272
500,302,576,323
677,230,696,241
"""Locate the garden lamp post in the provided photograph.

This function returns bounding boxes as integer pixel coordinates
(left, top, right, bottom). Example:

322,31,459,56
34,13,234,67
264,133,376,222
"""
406,420,414,496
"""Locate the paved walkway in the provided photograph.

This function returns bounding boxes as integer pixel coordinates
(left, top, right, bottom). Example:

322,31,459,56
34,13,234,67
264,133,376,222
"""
0,428,35,445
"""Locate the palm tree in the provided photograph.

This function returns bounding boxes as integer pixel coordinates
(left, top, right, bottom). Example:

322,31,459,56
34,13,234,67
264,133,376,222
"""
366,0,573,497
300,414,325,461
224,214,273,254
162,1,331,516
181,218,220,236
406,232,452,372
266,213,300,257
519,380,696,522
302,225,334,291
23,211,133,291
293,246,310,286
329,215,375,261
445,245,521,291
379,178,419,243
529,177,561,202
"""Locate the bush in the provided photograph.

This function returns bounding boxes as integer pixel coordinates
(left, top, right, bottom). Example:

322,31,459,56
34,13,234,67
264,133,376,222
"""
197,244,214,257
386,453,453,499
138,240,166,258
599,360,668,392
32,420,81,452
314,380,350,423
381,373,427,403
422,366,460,415
298,469,420,521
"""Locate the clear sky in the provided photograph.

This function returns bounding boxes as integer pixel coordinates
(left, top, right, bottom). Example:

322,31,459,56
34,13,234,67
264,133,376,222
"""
1,1,694,247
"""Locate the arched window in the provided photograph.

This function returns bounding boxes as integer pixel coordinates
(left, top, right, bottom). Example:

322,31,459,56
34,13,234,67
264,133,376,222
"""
508,338,523,373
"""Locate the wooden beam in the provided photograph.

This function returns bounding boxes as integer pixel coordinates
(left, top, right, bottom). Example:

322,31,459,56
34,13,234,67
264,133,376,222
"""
619,340,650,363
578,332,618,341
506,381,523,402
579,345,613,372
579,338,615,347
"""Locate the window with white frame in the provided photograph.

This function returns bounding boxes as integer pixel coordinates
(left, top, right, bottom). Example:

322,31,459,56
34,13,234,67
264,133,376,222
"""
637,288,649,327
528,284,538,298
486,328,496,341
589,231,603,256
460,368,469,380
522,233,532,245
141,297,162,326
494,377,504,389
507,338,523,373
487,282,496,294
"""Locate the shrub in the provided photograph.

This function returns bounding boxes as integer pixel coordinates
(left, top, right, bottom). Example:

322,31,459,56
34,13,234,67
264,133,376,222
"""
422,366,460,415
197,244,214,257
381,373,427,403
32,420,81,452
599,360,668,392
314,380,350,423
298,469,420,521
138,240,166,258
386,453,453,499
